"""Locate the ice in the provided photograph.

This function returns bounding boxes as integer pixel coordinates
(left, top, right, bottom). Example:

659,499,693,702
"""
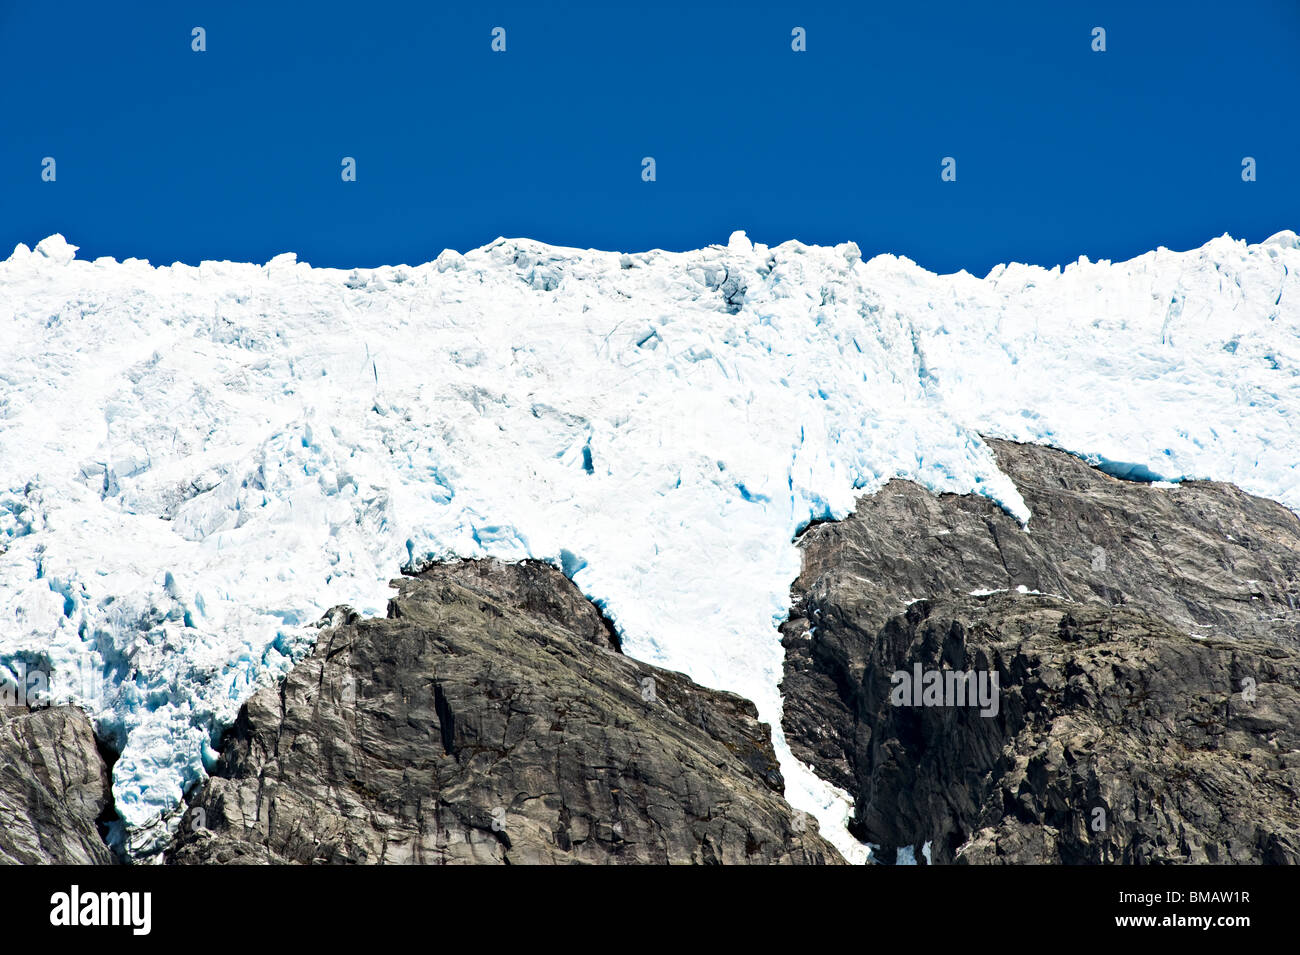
1,230,1297,861
896,841,934,865
1264,229,1300,250
33,233,78,266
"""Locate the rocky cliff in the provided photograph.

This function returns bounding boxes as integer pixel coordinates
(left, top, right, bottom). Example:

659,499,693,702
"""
168,558,842,864
781,439,1300,863
0,705,114,864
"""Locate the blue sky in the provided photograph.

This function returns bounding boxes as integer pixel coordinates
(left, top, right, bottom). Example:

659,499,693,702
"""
2,0,1297,273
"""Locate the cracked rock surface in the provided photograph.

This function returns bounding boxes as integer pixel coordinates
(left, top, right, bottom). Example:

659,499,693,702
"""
169,558,841,864
0,705,114,864
782,439,1300,863
843,592,1300,863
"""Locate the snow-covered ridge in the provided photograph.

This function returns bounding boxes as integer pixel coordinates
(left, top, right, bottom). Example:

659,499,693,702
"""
2,228,1298,860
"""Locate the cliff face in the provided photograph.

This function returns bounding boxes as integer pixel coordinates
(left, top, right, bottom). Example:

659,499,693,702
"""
781,439,1300,863
169,559,842,865
824,592,1300,863
0,705,114,865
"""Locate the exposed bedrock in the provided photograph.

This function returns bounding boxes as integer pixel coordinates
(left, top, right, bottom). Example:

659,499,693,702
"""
0,705,115,864
169,558,842,864
781,438,1300,863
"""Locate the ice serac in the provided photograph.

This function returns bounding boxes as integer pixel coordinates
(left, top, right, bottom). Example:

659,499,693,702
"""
781,440,1300,863
168,559,842,864
1,228,1298,856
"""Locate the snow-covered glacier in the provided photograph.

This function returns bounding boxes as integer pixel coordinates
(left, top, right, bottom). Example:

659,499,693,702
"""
2,228,1299,860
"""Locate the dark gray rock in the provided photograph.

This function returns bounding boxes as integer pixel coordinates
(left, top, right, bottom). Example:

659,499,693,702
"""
852,593,1300,863
782,439,1300,863
170,558,841,865
0,705,114,865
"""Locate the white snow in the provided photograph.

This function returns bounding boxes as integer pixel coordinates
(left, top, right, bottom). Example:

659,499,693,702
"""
1,229,1298,860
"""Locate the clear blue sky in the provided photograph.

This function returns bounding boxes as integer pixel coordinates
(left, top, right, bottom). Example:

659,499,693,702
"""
2,0,1297,274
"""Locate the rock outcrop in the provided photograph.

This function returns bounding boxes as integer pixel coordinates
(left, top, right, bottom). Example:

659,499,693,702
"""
782,438,1300,863
169,558,841,865
841,592,1300,863
0,705,114,865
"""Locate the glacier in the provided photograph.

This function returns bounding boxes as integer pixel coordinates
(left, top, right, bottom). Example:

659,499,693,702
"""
1,227,1298,861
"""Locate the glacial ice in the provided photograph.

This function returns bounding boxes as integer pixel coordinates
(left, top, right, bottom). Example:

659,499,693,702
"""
1,228,1298,861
